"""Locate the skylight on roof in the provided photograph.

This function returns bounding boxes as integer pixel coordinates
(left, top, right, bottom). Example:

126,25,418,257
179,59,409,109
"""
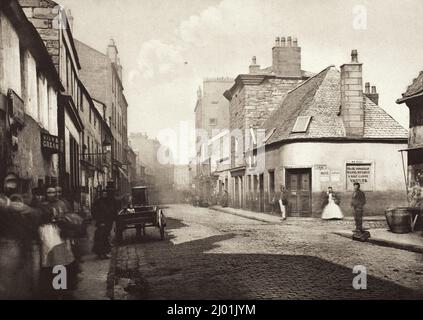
292,116,312,133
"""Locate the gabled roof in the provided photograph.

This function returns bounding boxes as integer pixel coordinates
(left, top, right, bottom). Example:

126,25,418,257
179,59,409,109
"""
264,66,408,146
397,71,423,104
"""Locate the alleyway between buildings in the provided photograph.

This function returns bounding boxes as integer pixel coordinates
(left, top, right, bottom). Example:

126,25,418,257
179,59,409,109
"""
110,205,423,300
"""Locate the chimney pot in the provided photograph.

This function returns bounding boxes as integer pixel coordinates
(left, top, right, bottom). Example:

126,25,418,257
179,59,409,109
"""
252,56,257,64
293,38,298,47
275,37,280,47
281,37,286,47
351,49,358,63
371,86,377,94
365,82,370,94
287,36,292,47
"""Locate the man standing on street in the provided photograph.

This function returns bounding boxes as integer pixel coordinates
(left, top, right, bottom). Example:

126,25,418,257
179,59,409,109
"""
92,188,118,259
351,182,367,236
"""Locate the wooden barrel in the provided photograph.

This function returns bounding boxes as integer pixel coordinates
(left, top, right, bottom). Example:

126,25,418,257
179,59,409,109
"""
385,207,412,234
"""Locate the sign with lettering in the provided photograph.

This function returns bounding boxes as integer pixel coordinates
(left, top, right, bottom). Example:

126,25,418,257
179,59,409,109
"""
331,170,341,182
320,170,330,182
346,162,373,191
41,133,61,154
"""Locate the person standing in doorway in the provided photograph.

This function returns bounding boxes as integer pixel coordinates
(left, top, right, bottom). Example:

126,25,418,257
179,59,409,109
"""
351,182,366,233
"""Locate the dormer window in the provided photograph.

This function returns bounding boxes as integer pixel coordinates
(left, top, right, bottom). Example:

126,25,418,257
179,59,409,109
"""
292,116,312,133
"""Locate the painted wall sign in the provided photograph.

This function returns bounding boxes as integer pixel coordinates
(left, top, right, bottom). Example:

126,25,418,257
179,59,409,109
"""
320,169,330,182
331,170,341,182
346,162,373,191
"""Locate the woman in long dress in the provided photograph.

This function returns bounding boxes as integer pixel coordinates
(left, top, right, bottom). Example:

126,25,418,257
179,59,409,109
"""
321,187,344,220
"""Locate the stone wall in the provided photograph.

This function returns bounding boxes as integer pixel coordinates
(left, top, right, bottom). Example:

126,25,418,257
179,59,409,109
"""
244,78,303,129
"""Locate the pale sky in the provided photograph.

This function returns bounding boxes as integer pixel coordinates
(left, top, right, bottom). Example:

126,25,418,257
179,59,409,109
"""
59,0,423,164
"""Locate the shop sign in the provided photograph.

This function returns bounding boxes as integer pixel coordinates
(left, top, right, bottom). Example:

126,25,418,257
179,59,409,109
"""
41,133,61,154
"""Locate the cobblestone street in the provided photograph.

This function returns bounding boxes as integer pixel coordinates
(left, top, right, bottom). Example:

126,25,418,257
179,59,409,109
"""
114,205,423,300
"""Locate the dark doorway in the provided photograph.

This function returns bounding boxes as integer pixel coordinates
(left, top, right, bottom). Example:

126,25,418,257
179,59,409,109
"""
286,168,312,217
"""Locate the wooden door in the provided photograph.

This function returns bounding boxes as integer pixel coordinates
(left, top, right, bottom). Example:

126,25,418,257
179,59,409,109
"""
286,169,312,217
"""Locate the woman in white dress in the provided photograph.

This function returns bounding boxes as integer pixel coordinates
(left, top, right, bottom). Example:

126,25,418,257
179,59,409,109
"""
321,187,344,220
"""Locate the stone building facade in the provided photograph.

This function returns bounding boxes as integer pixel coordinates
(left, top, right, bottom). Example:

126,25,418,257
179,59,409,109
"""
74,38,129,195
19,0,86,206
194,78,233,203
221,37,313,206
229,50,408,217
0,0,63,299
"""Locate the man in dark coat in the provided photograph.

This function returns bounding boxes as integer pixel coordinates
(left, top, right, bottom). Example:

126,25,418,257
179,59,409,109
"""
92,188,118,259
351,182,366,232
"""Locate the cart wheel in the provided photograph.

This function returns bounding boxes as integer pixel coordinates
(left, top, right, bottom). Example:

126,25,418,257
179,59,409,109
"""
160,224,165,240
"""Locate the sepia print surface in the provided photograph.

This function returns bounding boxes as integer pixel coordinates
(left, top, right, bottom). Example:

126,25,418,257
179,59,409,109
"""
0,0,422,301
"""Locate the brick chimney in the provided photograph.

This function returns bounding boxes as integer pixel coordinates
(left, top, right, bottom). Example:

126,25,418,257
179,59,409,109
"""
107,38,118,64
364,82,379,105
340,50,364,137
249,56,260,74
272,36,301,78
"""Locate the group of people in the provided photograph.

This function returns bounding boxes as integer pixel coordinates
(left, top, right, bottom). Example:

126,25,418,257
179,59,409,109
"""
0,173,85,299
272,183,367,233
0,172,124,299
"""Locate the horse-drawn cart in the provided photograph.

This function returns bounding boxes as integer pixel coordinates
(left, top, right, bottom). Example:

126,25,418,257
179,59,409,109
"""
115,186,166,243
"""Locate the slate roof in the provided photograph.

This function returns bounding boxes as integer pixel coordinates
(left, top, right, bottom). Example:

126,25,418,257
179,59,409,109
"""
264,66,408,145
397,71,423,103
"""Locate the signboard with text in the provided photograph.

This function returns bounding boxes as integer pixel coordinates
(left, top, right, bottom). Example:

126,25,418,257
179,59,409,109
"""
41,133,61,154
346,161,373,191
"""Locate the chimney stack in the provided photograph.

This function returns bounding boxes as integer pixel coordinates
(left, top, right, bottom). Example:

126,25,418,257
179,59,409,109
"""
249,56,260,74
340,49,364,137
365,82,370,94
364,84,379,105
272,36,301,78
107,38,118,64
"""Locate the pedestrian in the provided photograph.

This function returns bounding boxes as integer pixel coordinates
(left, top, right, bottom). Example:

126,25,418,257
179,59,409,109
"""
321,187,343,220
351,182,369,240
0,173,50,299
38,186,78,299
278,185,289,221
92,188,118,259
221,183,229,208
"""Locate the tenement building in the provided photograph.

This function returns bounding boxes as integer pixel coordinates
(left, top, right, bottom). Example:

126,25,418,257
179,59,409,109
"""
194,77,233,202
397,71,423,188
223,38,408,216
222,37,314,208
75,38,130,194
0,0,63,192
